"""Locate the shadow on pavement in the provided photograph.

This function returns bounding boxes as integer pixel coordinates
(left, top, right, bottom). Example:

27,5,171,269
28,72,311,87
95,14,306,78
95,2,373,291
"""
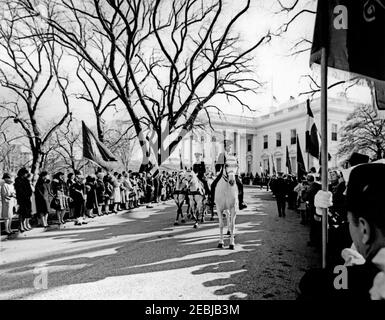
0,190,318,300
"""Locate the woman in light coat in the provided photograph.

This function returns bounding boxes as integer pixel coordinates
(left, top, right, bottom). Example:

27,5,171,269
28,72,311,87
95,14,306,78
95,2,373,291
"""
1,173,17,235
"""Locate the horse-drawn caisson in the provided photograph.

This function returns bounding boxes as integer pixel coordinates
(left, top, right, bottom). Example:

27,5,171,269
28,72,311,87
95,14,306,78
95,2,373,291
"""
172,140,247,250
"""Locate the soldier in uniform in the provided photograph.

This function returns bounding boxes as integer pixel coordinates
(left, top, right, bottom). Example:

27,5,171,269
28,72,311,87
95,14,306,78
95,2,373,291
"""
210,139,247,210
192,153,211,198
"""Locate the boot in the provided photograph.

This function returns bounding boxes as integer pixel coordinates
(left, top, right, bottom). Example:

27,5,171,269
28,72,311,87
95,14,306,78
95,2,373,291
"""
238,195,247,210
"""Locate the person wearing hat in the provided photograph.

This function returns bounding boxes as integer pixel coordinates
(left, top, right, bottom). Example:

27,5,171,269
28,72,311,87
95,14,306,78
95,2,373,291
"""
34,171,51,229
51,172,68,226
1,173,17,235
14,167,33,233
210,139,247,210
70,171,88,225
192,152,211,199
298,163,385,300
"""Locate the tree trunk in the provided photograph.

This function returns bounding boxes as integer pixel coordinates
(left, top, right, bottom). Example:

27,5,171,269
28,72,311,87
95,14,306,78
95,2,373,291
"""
96,116,104,143
31,151,42,176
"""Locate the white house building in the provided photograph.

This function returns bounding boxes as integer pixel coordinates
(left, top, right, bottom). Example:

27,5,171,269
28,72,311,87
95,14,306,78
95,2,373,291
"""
170,95,366,175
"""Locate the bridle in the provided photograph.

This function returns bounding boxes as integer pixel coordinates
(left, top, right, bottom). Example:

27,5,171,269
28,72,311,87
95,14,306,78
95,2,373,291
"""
176,173,188,192
222,164,238,184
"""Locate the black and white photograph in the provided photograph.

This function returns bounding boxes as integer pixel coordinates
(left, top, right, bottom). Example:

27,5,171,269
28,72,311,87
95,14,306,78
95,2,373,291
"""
0,0,385,306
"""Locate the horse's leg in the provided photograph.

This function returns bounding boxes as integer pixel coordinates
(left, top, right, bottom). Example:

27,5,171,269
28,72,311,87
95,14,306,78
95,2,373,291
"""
180,196,186,223
174,196,181,226
229,207,236,250
217,208,224,248
200,198,205,223
226,210,231,235
193,196,200,229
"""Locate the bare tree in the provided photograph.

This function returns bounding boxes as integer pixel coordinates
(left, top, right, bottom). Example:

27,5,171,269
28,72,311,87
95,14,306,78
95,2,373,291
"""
0,1,71,174
19,0,270,169
274,0,365,98
74,56,119,142
337,105,385,161
104,122,136,171
41,121,86,172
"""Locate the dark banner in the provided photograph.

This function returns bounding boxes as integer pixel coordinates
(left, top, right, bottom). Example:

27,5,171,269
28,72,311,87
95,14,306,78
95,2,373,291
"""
311,0,385,82
82,121,118,170
311,0,385,110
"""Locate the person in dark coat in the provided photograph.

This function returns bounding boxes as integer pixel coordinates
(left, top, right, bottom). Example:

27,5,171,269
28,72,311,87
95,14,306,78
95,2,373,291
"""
103,173,113,214
95,171,105,215
85,176,97,218
34,171,51,229
67,172,75,218
328,170,351,265
298,163,385,300
192,153,211,201
70,172,87,225
270,172,289,218
302,174,322,247
14,167,32,233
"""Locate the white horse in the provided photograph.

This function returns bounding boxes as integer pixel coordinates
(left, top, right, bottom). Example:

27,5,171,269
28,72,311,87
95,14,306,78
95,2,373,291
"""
215,162,238,250
185,170,206,229
173,170,189,225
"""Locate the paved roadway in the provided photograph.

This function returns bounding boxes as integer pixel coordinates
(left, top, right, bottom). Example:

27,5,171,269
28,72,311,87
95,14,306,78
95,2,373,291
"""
0,188,319,300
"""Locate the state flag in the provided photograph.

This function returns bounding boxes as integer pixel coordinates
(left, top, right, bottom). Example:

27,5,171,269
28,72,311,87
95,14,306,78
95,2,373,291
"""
286,146,292,174
306,99,320,159
297,135,307,180
82,121,119,170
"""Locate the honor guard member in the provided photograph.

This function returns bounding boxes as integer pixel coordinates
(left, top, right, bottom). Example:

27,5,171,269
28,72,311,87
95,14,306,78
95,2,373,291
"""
210,139,247,210
192,152,211,198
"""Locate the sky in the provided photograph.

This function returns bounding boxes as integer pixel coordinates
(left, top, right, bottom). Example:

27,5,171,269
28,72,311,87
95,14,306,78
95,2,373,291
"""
0,0,373,134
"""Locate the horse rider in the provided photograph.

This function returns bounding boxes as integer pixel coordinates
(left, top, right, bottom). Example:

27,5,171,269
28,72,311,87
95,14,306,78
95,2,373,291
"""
192,152,211,198
210,139,247,210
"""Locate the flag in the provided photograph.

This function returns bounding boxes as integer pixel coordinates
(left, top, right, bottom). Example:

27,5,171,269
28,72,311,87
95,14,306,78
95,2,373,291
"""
319,150,332,166
179,152,183,170
260,162,263,175
297,135,307,180
317,133,332,165
271,154,276,175
310,0,385,111
306,99,320,159
82,121,118,170
286,146,292,174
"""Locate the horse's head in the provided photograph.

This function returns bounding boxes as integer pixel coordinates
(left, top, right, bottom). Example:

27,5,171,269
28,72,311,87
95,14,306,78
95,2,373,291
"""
224,163,237,186
185,169,195,185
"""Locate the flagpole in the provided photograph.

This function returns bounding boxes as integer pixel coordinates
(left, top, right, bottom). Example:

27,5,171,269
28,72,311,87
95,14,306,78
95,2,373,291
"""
321,47,329,269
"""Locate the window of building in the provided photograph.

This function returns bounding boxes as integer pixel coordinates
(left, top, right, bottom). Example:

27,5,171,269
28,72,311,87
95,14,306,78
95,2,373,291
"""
263,135,268,149
332,124,338,141
247,138,252,152
212,136,216,142
276,158,282,172
276,132,282,147
263,159,269,172
290,129,297,145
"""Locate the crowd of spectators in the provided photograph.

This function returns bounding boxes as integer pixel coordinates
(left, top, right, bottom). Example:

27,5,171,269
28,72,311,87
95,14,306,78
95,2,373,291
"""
267,168,351,266
0,167,179,235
